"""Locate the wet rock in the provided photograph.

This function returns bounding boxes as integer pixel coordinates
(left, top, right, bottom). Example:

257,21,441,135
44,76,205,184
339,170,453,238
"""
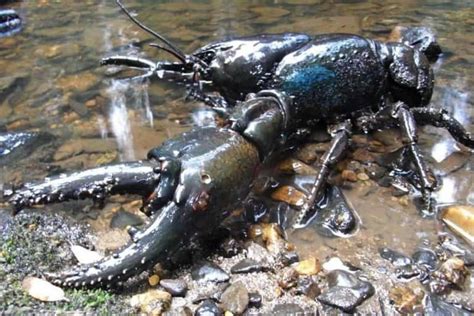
341,169,358,182
271,185,306,207
110,209,144,229
246,242,274,266
412,248,437,270
279,251,299,267
148,275,160,287
272,304,304,315
432,257,469,291
295,142,325,164
437,151,471,176
220,281,249,314
261,223,286,255
318,270,375,312
278,267,299,289
366,163,387,180
269,203,291,230
395,264,420,280
195,299,222,316
53,138,117,161
313,186,357,237
230,259,263,274
379,247,412,267
295,277,321,299
248,292,262,309
277,158,317,175
441,205,474,245
389,284,424,314
293,257,321,276
0,131,53,166
322,257,359,273
424,295,471,316
130,290,172,315
57,72,98,93
191,262,230,283
159,279,187,297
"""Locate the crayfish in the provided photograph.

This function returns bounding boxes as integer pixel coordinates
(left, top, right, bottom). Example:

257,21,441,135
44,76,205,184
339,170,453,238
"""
3,0,473,289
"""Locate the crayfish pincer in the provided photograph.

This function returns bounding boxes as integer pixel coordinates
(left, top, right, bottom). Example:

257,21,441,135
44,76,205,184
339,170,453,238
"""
6,93,287,288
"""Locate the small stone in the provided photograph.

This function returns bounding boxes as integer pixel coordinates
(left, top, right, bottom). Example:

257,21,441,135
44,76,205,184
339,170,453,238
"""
110,209,144,229
278,267,299,289
248,292,262,308
191,262,230,283
441,205,474,245
130,290,171,315
318,270,375,312
230,259,263,274
270,185,307,207
295,277,321,299
379,247,412,267
357,172,370,181
389,284,424,314
195,299,222,316
148,275,160,287
160,279,187,297
277,158,317,175
412,248,437,270
341,169,358,182
293,257,321,276
433,257,469,290
261,223,286,255
279,251,299,267
220,281,249,315
246,242,274,266
322,257,359,273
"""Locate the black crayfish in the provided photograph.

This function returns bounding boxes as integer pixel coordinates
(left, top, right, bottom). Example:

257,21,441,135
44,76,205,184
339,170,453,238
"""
3,1,473,289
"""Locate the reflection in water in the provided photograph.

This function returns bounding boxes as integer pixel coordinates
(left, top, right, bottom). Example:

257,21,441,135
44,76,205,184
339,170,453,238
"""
107,80,135,161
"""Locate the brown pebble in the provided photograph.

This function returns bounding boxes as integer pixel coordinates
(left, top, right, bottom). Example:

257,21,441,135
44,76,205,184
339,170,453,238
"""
278,267,299,289
341,170,358,182
293,257,321,276
357,172,370,181
389,284,424,314
148,274,160,286
271,186,307,207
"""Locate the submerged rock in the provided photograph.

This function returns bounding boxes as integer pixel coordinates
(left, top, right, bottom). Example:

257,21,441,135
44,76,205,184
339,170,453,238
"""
220,281,249,314
430,257,469,293
424,295,471,316
109,209,144,229
317,270,375,312
191,262,230,283
440,205,474,245
0,131,53,166
379,247,412,267
412,248,437,271
389,284,424,314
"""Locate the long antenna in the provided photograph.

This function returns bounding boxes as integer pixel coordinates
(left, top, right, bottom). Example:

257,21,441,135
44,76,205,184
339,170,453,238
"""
116,0,186,63
149,43,187,63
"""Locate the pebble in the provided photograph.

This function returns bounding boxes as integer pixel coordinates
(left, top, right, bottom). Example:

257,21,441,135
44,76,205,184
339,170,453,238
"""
277,158,317,175
424,295,470,316
293,257,321,276
357,172,370,181
191,262,230,283
129,290,171,315
261,223,286,255
295,276,321,299
248,292,262,308
110,209,144,229
341,169,358,182
270,185,306,207
164,306,192,316
148,275,160,287
160,279,188,297
441,205,474,245
322,257,359,273
412,248,437,270
220,281,249,314
433,257,469,290
379,247,412,267
230,259,264,274
389,284,424,314
318,270,375,312
195,299,222,316
246,242,274,266
279,251,299,267
278,267,299,289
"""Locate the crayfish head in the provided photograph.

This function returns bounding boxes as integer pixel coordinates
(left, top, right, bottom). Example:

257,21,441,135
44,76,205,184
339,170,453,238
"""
390,26,442,63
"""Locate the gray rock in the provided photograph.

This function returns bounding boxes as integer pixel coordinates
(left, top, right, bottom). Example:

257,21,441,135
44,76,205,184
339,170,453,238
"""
318,270,374,312
195,299,222,316
220,281,249,314
230,259,263,274
160,279,188,297
110,209,144,229
412,248,437,270
191,262,229,283
379,247,412,267
248,292,262,309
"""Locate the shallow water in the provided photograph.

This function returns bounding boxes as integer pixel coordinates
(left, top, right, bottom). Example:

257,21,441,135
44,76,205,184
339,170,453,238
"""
0,0,473,313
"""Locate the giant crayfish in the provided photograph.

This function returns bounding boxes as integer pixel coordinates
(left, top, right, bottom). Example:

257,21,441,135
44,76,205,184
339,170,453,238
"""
4,1,474,289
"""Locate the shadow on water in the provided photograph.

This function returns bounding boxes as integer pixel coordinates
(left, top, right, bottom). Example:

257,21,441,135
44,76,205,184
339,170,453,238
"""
0,0,472,313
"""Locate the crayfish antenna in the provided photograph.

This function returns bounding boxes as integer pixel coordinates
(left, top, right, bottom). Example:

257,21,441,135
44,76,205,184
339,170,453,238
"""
115,0,187,64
